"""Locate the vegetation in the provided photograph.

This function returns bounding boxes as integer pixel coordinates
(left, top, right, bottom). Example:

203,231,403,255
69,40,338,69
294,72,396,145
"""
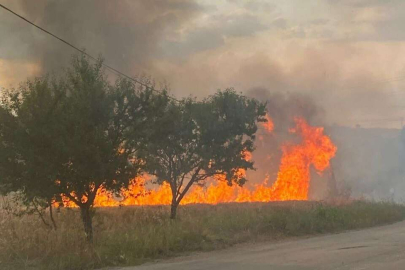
0,55,168,242
0,200,404,270
138,91,266,219
0,53,267,236
0,53,401,270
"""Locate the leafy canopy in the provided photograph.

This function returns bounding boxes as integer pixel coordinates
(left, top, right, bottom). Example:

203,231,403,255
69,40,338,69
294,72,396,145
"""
0,54,166,220
138,89,266,217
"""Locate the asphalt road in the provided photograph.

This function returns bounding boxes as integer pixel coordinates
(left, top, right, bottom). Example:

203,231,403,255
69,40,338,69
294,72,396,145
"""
120,221,405,270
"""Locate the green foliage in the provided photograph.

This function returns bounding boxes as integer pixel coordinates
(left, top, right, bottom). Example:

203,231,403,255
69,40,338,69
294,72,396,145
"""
138,89,266,218
191,90,267,185
0,54,166,240
0,76,66,202
1,201,404,269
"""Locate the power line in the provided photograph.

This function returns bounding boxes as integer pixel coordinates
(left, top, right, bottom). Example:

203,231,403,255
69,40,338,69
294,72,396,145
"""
0,3,180,102
4,3,405,111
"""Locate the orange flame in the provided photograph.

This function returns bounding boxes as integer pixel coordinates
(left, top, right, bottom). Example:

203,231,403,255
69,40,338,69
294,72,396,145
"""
270,117,337,200
58,117,336,207
262,114,274,133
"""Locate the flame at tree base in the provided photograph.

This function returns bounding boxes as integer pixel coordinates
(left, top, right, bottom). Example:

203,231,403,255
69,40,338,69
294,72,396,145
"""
60,117,337,207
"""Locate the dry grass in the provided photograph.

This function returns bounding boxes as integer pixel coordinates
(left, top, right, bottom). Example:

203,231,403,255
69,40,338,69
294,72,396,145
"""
1,201,404,270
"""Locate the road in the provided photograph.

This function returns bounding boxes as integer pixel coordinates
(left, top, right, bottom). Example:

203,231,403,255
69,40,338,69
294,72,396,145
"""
120,221,405,270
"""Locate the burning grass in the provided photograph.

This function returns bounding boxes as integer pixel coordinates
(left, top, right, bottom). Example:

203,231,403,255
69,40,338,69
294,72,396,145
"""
59,117,337,208
1,201,404,270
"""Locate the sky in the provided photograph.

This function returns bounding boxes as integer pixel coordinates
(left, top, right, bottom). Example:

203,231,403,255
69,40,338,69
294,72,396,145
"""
2,0,405,128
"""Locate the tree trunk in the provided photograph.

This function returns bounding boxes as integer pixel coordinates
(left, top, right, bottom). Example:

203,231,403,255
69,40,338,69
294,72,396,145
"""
170,202,178,219
170,180,179,219
80,206,93,243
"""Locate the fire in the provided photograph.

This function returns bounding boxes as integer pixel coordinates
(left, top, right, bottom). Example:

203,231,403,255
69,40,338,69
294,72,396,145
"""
58,117,337,207
270,117,337,201
262,114,274,132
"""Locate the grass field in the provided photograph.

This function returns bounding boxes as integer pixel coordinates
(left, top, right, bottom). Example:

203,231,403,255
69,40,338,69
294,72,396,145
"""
1,200,404,270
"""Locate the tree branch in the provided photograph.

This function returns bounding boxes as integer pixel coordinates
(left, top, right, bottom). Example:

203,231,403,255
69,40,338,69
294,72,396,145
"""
176,165,202,204
64,192,82,207
32,198,52,230
48,198,57,230
177,172,187,196
86,183,102,207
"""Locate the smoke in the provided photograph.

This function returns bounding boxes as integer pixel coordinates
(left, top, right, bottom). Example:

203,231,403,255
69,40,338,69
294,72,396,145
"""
154,43,404,129
248,87,322,129
0,0,203,84
245,86,404,201
243,87,324,193
1,0,404,129
2,0,405,201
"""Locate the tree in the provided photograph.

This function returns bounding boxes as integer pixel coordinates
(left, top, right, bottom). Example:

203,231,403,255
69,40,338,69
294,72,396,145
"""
138,89,266,219
0,55,166,242
0,77,67,214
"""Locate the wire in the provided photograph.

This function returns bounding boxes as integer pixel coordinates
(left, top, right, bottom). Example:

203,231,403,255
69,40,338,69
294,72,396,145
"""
4,2,405,120
0,3,180,102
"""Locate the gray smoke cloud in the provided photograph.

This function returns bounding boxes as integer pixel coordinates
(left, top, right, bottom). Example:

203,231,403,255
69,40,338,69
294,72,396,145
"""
0,0,203,81
2,0,403,130
2,0,405,201
245,88,323,189
248,87,323,129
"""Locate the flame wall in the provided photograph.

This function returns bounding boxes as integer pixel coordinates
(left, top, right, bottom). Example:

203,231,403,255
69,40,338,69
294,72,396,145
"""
60,117,337,207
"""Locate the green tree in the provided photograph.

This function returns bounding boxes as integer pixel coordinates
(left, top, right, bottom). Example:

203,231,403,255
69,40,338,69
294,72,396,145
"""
0,55,166,242
0,77,67,208
138,89,266,219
